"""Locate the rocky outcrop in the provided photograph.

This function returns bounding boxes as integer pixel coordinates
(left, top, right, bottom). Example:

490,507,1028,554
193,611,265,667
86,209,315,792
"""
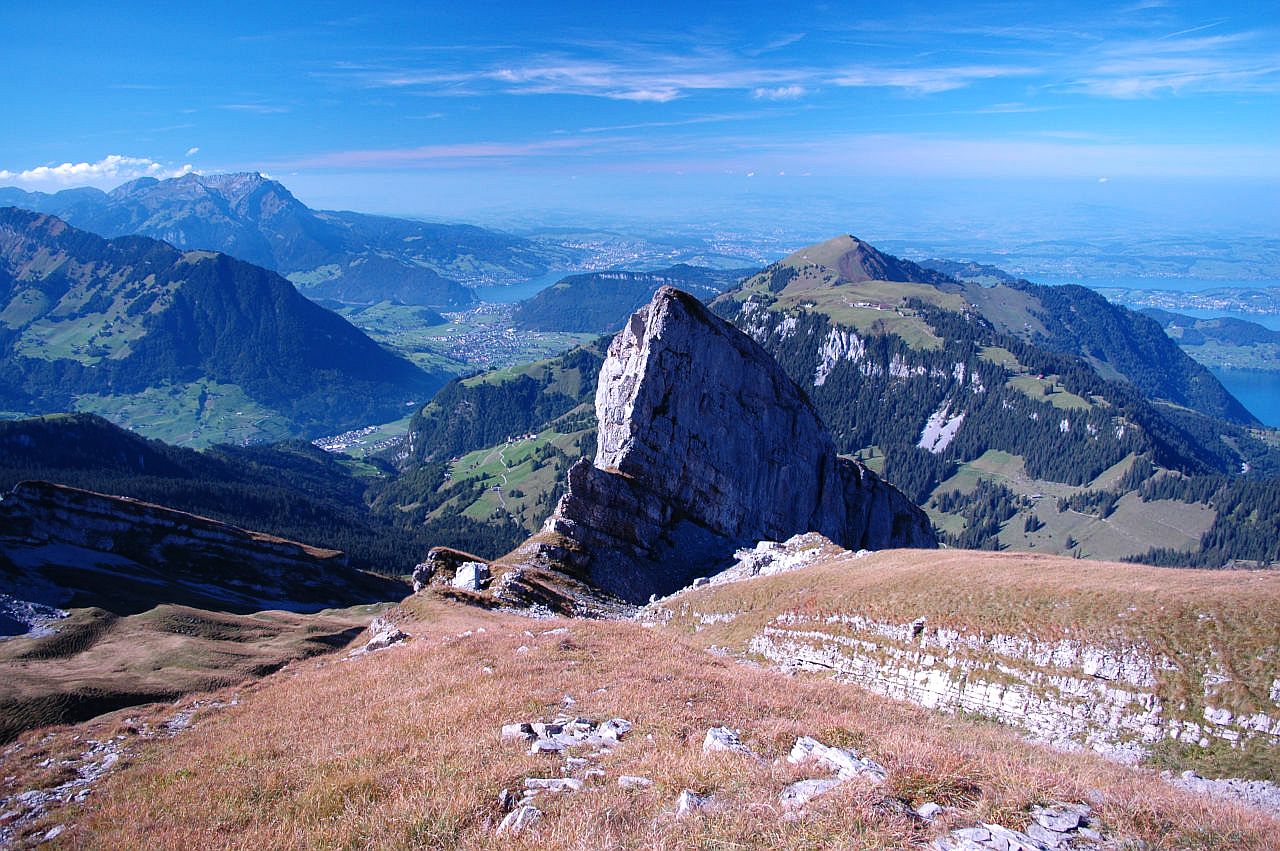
0,480,403,623
511,286,935,603
412,547,492,593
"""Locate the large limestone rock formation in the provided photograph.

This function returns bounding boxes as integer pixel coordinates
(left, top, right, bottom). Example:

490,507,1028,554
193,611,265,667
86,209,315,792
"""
514,286,935,603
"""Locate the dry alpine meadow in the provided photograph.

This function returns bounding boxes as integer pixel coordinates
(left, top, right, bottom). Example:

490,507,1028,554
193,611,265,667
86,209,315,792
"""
3,548,1279,850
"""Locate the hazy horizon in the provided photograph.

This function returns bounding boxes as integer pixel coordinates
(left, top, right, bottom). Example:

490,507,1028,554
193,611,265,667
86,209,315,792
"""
2,0,1276,255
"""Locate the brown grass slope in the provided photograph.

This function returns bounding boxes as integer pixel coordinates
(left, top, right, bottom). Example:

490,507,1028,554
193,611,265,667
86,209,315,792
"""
5,585,1275,850
0,604,372,743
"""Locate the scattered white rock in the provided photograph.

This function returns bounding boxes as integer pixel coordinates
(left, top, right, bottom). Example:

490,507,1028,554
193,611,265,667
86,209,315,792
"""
1030,803,1084,833
451,562,491,591
779,777,843,810
523,777,583,793
496,804,542,836
347,617,409,657
501,723,535,742
1165,770,1280,817
618,775,654,789
934,823,1045,851
702,726,755,757
599,718,632,741
675,789,709,818
935,804,1107,851
788,735,886,783
0,696,236,847
917,801,944,821
505,715,634,756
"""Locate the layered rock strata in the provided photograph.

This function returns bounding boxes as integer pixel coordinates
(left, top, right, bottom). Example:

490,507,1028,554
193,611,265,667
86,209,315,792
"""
0,480,401,621
513,286,935,603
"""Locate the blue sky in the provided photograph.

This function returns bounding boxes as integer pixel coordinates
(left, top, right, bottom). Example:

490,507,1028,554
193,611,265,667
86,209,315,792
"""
0,0,1276,230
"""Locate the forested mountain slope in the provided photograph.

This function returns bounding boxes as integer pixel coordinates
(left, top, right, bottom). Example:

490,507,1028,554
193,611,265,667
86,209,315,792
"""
384,237,1280,567
0,209,442,441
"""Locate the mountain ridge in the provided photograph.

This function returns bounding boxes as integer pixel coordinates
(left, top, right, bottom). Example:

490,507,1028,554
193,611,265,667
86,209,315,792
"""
0,208,442,440
0,173,567,306
388,235,1280,567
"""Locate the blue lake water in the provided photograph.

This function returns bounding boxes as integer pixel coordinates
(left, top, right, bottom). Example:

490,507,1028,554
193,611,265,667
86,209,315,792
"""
1210,368,1280,428
1037,275,1280,295
1154,308,1280,331
474,270,573,303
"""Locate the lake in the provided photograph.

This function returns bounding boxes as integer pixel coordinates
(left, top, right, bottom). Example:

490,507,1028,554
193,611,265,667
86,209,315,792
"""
1210,368,1280,428
1037,275,1280,295
474,270,573,304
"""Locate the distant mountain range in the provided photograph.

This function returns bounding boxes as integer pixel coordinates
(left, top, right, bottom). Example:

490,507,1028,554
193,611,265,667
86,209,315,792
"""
511,264,753,333
0,173,570,306
0,208,443,440
394,234,1279,567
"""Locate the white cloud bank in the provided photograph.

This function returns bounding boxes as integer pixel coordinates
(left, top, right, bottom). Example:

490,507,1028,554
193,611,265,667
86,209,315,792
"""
0,155,194,189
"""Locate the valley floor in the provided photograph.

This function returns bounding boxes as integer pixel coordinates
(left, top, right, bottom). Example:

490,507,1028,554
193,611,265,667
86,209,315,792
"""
2,586,1277,849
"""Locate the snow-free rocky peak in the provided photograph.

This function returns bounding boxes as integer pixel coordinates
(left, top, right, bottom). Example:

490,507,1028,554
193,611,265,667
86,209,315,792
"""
510,286,935,604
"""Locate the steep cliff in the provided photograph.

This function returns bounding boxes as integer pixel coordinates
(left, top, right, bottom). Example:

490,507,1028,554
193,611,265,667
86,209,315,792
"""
507,286,935,604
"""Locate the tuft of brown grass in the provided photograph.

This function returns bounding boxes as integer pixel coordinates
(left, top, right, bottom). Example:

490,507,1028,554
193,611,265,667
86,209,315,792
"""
0,594,1265,850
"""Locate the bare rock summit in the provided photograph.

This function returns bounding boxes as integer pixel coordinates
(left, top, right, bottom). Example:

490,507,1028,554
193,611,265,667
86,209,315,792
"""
513,286,935,603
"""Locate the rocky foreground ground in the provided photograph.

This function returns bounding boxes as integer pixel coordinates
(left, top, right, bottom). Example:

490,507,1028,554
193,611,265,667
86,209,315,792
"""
1,584,1276,850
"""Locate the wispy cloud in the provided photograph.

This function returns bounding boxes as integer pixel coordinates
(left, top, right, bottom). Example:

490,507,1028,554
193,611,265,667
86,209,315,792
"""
342,50,1029,102
264,124,1280,181
185,146,200,157
0,154,194,188
970,102,1053,114
575,111,790,134
832,65,1036,94
218,102,291,114
748,33,806,55
1068,31,1280,97
275,137,612,169
753,85,807,100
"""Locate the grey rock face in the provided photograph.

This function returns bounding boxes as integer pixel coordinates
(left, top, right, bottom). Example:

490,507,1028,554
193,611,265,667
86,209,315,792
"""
412,547,492,593
779,777,843,810
451,562,491,591
532,286,935,603
347,617,410,657
495,804,541,836
934,804,1107,851
702,726,755,757
1166,770,1280,816
788,735,887,783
